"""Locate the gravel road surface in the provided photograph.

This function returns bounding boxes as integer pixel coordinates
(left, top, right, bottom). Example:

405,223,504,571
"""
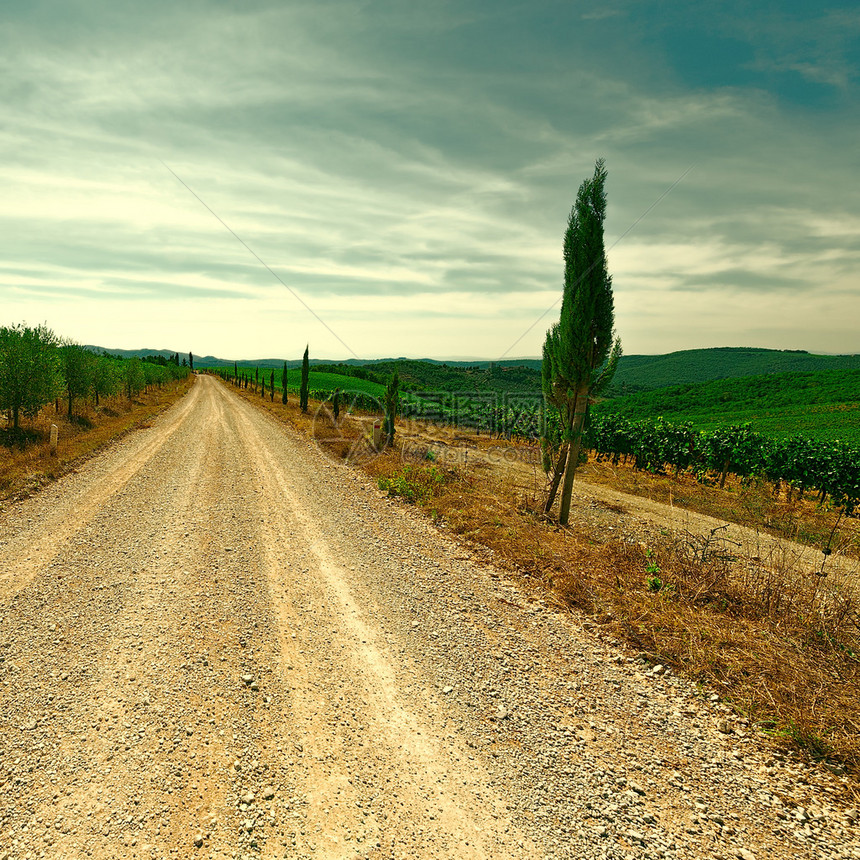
0,375,857,860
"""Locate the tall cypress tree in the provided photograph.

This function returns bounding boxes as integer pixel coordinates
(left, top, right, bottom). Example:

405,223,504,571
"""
270,369,275,401
543,159,621,526
281,362,288,404
384,371,400,445
300,346,310,413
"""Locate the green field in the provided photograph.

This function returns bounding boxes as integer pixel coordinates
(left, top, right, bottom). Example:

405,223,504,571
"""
292,371,385,398
668,403,860,443
203,355,860,443
599,368,860,443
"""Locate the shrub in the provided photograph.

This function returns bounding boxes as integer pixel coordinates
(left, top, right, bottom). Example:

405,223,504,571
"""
378,464,444,504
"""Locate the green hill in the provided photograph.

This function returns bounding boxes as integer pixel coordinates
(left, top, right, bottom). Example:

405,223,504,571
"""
598,368,860,443
298,371,385,398
612,347,860,393
313,359,542,396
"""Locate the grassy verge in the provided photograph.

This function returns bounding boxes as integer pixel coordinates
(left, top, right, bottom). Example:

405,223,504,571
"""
218,376,860,780
0,375,194,505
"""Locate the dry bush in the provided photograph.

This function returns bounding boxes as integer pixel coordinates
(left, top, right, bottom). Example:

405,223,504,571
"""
561,527,860,770
380,452,860,771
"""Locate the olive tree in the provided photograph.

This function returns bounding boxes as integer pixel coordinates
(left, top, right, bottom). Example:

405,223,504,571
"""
0,323,61,431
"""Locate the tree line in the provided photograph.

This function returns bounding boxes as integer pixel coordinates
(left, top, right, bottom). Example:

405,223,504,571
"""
0,323,192,433
210,345,403,445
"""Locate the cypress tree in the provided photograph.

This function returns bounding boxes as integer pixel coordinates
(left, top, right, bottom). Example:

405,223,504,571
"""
270,369,275,401
384,371,400,445
543,159,621,525
300,346,310,413
281,362,288,404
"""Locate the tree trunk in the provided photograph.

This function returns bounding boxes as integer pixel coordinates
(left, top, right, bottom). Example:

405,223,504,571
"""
559,385,589,526
558,434,580,526
543,442,569,515
719,456,730,489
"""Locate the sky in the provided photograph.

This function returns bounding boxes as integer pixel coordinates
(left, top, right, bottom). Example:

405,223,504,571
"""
1,0,858,361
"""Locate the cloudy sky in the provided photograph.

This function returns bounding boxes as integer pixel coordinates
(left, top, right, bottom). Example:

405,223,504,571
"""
2,0,858,361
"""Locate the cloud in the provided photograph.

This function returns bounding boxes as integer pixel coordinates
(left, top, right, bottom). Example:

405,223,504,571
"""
0,1,857,359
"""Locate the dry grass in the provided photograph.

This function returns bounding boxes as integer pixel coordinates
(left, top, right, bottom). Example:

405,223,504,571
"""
221,378,860,778
0,376,194,505
431,467,860,775
579,458,860,559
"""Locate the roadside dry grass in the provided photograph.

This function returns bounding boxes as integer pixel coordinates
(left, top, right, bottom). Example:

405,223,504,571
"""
0,376,194,505
579,458,860,559
215,376,860,777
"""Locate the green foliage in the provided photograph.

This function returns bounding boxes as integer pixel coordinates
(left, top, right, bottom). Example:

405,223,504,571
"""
281,362,288,404
644,549,661,576
92,356,120,405
377,464,444,504
542,159,621,524
61,342,96,418
124,358,146,399
544,158,618,403
587,413,860,517
0,323,62,430
323,359,542,396
300,345,310,413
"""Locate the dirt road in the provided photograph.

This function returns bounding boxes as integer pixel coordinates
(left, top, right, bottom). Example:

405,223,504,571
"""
0,376,856,860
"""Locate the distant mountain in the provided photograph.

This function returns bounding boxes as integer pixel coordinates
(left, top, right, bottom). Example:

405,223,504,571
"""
86,346,180,360
88,345,860,393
